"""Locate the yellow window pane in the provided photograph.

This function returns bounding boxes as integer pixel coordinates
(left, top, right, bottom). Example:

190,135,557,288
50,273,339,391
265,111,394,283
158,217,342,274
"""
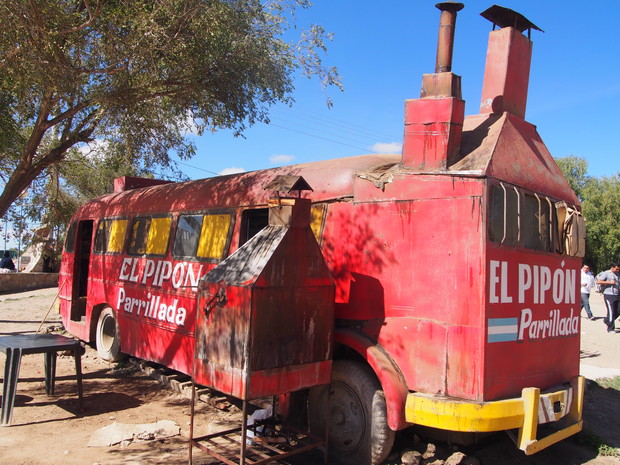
146,217,171,255
108,220,128,253
310,204,325,241
197,214,231,259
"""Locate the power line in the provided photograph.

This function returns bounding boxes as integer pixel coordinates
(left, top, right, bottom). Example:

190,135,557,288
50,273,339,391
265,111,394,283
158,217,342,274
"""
275,106,402,142
268,112,396,150
174,104,404,178
267,122,380,154
175,161,220,176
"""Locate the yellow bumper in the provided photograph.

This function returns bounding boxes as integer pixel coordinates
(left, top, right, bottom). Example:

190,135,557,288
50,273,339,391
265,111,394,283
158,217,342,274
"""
405,376,584,455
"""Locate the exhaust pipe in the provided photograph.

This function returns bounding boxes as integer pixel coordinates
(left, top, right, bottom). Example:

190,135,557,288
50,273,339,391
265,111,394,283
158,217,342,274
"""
435,2,464,73
401,2,465,171
479,5,542,119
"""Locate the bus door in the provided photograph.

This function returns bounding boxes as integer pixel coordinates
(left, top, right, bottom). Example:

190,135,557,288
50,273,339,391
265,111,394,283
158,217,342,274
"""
71,220,94,322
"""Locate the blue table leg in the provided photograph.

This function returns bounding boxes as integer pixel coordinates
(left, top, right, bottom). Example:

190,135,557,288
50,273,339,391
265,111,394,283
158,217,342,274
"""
1,347,22,426
44,351,58,396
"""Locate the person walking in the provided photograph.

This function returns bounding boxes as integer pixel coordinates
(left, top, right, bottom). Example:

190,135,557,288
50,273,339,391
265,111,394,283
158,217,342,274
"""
596,263,620,332
580,264,595,319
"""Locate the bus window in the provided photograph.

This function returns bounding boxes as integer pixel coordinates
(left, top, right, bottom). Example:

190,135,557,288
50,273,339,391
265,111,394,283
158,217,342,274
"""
128,217,151,255
173,214,202,258
240,208,269,245
64,221,77,253
521,193,555,253
94,219,128,254
197,214,232,259
146,217,172,255
490,183,581,257
505,188,519,245
539,196,554,252
128,216,171,256
239,205,324,246
310,204,326,242
173,213,233,261
523,193,542,250
109,219,128,252
488,184,519,246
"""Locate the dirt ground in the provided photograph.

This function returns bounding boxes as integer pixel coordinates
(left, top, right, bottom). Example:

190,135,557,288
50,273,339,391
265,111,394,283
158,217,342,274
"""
1,287,619,465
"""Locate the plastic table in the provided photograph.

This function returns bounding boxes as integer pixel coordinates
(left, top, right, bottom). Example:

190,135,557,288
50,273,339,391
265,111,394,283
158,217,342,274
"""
0,334,83,426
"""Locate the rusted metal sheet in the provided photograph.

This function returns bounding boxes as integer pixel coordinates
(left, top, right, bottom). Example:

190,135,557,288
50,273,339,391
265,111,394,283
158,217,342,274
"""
194,197,335,400
479,24,532,118
480,5,543,34
455,113,579,205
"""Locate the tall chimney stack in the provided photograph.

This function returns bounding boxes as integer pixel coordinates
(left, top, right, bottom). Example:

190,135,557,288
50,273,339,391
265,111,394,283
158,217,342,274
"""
402,2,465,171
479,5,542,119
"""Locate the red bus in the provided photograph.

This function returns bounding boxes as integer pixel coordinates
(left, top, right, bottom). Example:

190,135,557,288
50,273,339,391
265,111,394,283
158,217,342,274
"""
59,5,585,464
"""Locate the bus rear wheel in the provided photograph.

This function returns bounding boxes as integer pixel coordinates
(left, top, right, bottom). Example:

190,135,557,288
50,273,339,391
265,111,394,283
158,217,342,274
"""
96,307,122,362
310,360,395,465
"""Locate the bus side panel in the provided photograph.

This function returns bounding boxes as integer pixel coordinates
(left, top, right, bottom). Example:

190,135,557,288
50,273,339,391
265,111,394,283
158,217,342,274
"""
393,195,484,400
321,186,486,400
485,247,581,400
112,280,197,375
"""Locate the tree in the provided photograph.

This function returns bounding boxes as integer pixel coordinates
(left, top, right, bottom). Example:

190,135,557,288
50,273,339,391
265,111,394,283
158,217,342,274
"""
30,148,162,253
580,175,620,272
0,0,341,218
555,155,620,272
554,155,590,200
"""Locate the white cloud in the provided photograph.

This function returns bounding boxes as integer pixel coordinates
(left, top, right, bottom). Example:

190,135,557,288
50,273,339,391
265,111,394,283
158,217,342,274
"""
269,154,295,165
218,166,245,175
370,142,402,154
77,139,109,160
181,112,201,136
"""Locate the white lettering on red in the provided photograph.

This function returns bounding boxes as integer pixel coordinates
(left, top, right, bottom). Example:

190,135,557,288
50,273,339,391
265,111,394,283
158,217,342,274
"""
118,258,206,290
119,258,132,281
517,308,578,341
117,288,187,327
491,260,576,305
142,259,156,285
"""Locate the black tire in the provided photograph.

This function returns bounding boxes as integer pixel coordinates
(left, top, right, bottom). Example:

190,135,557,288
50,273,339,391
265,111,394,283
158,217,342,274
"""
96,307,122,362
309,360,395,465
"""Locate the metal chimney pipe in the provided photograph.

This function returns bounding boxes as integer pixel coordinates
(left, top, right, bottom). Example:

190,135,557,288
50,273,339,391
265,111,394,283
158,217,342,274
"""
435,2,464,73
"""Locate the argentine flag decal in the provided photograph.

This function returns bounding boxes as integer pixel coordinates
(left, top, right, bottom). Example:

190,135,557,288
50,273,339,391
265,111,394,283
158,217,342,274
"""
487,318,519,343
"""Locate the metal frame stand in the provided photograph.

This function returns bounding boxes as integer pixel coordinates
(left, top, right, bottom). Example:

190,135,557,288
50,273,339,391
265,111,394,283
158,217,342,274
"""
189,382,326,465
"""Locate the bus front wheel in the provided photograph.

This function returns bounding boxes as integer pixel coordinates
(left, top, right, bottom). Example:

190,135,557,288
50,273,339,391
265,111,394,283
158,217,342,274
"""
96,307,122,362
309,360,395,465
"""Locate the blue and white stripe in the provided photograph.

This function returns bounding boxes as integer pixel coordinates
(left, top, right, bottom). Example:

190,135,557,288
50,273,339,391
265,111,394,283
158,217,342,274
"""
487,318,519,343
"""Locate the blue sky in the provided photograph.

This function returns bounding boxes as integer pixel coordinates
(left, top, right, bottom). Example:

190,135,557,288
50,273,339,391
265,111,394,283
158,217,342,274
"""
175,0,619,181
7,2,618,250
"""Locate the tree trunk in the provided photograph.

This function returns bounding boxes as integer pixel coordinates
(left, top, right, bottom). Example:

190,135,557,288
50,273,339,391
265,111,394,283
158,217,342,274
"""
0,165,41,219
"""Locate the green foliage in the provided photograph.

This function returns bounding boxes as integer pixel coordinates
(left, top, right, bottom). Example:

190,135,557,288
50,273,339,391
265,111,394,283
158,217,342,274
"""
573,429,620,457
581,175,620,271
555,156,590,200
596,376,620,391
555,156,620,272
0,0,341,223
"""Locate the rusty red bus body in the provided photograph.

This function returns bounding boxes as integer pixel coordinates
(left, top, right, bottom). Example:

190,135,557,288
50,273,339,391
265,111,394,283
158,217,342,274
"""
59,4,585,462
